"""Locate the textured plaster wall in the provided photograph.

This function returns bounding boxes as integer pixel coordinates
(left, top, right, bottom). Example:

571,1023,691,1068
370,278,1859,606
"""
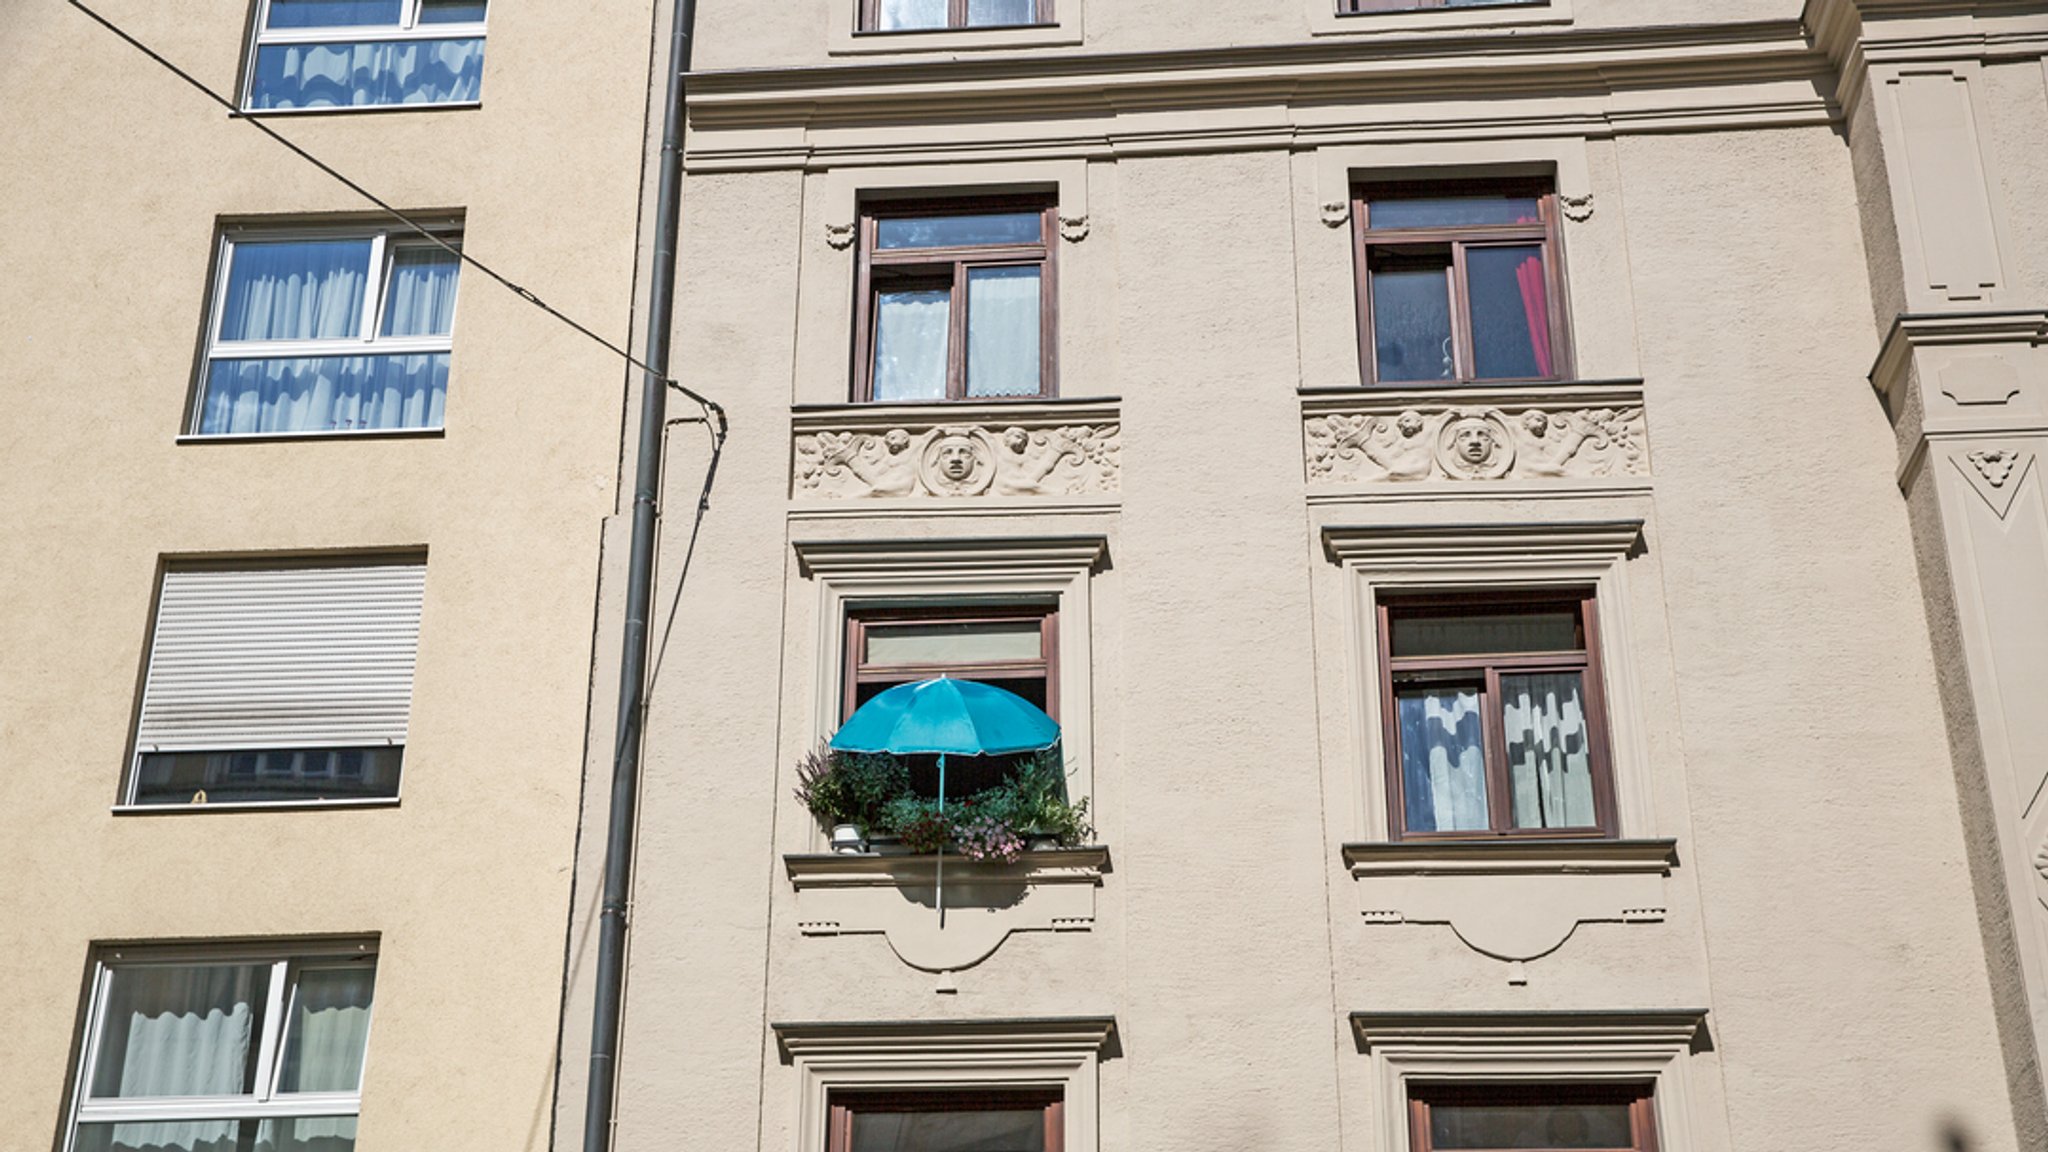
1616,126,2016,1152
0,1,652,1148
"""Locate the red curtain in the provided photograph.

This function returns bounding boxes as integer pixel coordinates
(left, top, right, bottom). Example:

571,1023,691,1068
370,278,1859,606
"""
1514,255,1552,377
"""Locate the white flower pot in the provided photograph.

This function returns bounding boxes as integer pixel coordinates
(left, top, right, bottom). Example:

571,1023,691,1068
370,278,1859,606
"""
831,824,865,854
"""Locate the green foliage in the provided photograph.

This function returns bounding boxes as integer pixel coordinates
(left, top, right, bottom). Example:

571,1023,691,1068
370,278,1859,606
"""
792,745,911,835
798,745,1092,852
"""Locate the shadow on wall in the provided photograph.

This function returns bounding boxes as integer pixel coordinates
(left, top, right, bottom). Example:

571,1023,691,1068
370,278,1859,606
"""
1940,1117,1973,1152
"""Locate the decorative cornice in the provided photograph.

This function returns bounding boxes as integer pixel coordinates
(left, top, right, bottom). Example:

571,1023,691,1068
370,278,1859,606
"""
792,535,1108,578
1350,1009,1709,1050
1869,309,2048,406
1322,520,1644,567
1344,838,1679,877
773,1015,1118,1057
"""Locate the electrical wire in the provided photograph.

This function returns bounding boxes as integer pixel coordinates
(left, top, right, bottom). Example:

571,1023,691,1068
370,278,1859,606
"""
63,0,725,426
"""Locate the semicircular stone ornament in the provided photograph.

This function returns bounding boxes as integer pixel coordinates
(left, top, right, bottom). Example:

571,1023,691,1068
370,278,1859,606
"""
918,427,998,496
1434,409,1517,480
2034,839,2048,883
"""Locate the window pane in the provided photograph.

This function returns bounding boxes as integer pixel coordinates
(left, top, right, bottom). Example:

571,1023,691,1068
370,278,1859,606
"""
132,747,404,805
877,0,947,30
380,247,462,337
967,0,1039,25
966,266,1041,397
416,0,487,23
1501,672,1598,830
75,1120,248,1152
277,967,376,1093
1397,686,1488,833
1368,196,1541,230
1468,245,1552,379
872,289,951,402
1389,608,1582,658
248,38,485,109
865,620,1043,666
1429,1099,1635,1149
90,964,269,1098
850,1108,1046,1152
199,353,450,434
219,240,371,343
876,213,1042,250
1370,264,1453,382
256,1118,358,1152
265,0,402,29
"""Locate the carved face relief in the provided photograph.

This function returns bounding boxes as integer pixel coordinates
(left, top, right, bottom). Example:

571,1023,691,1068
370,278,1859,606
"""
1434,412,1517,480
1395,411,1425,438
917,429,996,495
1002,426,1031,454
883,429,912,454
1522,410,1551,438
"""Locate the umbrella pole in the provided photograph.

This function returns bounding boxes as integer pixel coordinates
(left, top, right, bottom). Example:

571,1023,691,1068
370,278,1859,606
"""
936,753,946,927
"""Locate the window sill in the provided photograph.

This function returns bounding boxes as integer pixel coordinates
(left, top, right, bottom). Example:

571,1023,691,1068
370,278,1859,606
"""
1342,838,1675,962
785,845,1108,972
177,427,445,445
831,17,1082,55
792,396,1121,503
236,101,482,118
112,798,402,815
1309,0,1570,38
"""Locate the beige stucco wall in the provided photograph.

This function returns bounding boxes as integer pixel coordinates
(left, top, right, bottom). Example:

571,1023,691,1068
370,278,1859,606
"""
0,1,654,1148
556,5,2031,1152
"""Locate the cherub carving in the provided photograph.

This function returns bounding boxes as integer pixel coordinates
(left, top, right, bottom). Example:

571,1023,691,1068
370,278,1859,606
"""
796,429,915,496
1307,411,1432,481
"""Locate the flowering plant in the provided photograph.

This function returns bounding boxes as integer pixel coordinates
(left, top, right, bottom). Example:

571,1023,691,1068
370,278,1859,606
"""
953,814,1025,864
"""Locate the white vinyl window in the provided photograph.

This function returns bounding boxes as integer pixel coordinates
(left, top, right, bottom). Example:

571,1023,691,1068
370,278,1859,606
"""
66,944,376,1152
127,561,425,808
194,225,460,437
245,0,488,111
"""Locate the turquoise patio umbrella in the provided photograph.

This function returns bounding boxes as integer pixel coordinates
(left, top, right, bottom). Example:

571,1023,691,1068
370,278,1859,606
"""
829,676,1061,922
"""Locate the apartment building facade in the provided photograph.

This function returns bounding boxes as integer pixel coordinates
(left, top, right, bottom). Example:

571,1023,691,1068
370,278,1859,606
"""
0,2,656,1150
551,2,2048,1152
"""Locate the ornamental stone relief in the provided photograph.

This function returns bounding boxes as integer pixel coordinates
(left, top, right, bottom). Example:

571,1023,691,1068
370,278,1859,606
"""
794,420,1120,499
1304,397,1648,484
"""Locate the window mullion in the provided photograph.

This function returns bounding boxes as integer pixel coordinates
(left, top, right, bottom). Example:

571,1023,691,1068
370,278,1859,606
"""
950,0,969,28
1482,666,1510,832
948,259,970,400
1449,240,1476,382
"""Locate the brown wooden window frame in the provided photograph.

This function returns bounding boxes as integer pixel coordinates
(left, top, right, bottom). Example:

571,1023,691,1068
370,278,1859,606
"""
843,604,1060,724
852,196,1059,403
1351,177,1574,388
1377,589,1617,842
857,0,1055,32
1408,1083,1659,1152
826,1089,1065,1152
1343,0,1546,13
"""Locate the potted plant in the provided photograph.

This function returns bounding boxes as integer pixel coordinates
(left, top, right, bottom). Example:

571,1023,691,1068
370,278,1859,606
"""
986,750,1092,849
793,745,910,853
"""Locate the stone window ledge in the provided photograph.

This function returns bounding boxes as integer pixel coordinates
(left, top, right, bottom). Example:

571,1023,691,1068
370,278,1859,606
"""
1342,839,1677,962
785,846,1109,973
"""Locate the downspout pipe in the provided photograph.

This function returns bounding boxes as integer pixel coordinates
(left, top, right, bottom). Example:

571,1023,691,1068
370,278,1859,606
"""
585,0,705,1150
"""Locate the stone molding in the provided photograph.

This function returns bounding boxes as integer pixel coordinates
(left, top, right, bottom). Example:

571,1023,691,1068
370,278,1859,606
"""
1303,383,1649,486
1343,840,1679,962
1348,1009,1712,1152
793,400,1121,501
785,847,1108,973
773,1017,1115,1152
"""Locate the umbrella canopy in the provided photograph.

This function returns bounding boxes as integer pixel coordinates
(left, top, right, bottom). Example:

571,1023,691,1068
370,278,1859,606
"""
829,677,1060,757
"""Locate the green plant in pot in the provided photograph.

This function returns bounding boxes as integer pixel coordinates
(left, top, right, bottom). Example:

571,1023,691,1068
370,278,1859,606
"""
793,745,909,852
976,750,1092,848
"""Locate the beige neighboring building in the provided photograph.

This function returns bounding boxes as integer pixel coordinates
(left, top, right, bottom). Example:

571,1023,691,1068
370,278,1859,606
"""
0,1,654,1150
552,1,2048,1152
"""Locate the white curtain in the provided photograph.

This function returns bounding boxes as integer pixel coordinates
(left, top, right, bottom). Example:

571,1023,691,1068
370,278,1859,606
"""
85,966,262,1152
965,267,1040,397
250,38,485,109
1501,673,1595,828
966,0,1036,24
851,1109,1044,1152
1397,689,1488,832
872,288,949,401
199,354,449,434
220,240,369,343
277,967,374,1093
379,249,460,337
264,0,403,28
878,0,946,30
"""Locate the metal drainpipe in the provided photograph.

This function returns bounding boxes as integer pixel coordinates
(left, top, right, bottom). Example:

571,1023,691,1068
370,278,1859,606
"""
584,0,702,1149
